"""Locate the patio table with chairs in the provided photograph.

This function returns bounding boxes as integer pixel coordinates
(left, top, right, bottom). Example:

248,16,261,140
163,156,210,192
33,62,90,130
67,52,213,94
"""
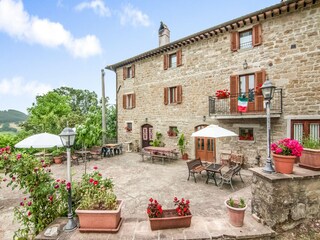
142,146,178,164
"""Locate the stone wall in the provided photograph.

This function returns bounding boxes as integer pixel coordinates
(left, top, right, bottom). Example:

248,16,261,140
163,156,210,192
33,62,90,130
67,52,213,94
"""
251,167,320,231
114,2,320,166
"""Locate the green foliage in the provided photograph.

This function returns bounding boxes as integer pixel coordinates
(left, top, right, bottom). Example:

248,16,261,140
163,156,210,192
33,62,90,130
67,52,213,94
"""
106,105,117,140
0,122,18,132
0,147,69,239
77,168,117,210
150,132,164,147
227,197,246,208
0,109,27,123
302,137,320,149
177,133,188,155
25,92,72,134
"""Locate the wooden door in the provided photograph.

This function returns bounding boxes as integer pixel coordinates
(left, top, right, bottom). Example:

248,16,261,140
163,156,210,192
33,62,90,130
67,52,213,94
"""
141,124,153,148
195,125,216,162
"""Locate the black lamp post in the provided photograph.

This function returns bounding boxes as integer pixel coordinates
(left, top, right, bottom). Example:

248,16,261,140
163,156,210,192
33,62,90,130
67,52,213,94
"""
59,127,77,231
261,77,276,173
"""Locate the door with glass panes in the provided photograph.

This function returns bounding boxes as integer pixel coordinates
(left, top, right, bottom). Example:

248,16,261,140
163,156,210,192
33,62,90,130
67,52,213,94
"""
195,125,216,162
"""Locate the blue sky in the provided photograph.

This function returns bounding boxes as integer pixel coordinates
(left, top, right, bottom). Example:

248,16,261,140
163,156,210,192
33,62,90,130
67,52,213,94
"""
0,0,280,114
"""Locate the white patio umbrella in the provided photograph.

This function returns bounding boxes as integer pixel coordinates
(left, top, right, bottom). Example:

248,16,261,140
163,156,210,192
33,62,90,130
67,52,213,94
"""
191,125,238,138
15,132,63,149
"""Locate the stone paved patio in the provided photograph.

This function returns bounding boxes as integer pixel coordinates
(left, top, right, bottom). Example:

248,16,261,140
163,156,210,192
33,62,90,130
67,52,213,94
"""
0,152,275,239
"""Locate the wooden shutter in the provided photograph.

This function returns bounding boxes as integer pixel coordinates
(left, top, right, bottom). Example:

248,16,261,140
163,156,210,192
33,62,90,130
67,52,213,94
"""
177,85,182,104
123,95,127,109
123,67,127,80
163,54,169,70
230,32,239,52
131,64,135,78
164,87,168,105
132,94,136,108
254,69,266,112
230,75,239,113
177,49,182,67
252,24,262,46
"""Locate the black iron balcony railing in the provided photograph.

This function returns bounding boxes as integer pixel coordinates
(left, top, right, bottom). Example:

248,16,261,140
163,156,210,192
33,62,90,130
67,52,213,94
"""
209,88,282,116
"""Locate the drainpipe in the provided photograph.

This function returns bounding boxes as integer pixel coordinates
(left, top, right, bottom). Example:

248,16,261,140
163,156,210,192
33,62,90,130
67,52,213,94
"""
101,69,106,145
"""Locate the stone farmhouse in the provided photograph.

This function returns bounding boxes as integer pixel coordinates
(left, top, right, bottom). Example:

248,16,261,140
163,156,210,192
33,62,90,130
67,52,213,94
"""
106,0,320,166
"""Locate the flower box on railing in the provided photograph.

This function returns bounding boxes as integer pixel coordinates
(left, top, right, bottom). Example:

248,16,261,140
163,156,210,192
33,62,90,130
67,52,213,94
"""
215,89,230,99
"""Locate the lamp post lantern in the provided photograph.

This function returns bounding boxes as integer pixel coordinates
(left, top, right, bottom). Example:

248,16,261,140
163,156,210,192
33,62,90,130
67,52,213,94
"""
59,127,77,231
261,78,276,173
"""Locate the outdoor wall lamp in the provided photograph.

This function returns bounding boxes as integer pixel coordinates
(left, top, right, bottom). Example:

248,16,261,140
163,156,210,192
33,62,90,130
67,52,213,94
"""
203,116,206,122
59,127,77,231
261,77,276,173
145,117,148,123
243,60,248,69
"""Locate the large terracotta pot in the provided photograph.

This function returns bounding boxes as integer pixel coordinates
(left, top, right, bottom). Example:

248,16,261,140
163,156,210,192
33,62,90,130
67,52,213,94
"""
182,153,189,160
299,148,320,171
53,156,62,164
225,200,247,227
272,153,297,174
76,200,123,232
149,209,192,230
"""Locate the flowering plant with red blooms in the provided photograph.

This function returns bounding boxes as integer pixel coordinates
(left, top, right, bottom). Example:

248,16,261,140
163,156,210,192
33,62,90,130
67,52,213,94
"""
147,198,163,218
215,89,230,99
271,138,304,157
0,146,69,239
77,166,117,210
255,84,263,95
174,197,191,216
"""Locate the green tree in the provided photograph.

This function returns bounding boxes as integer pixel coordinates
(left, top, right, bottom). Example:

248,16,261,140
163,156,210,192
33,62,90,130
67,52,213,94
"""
24,92,72,134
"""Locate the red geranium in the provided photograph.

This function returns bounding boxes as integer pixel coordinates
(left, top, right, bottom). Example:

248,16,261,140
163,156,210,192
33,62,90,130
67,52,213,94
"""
174,197,191,216
215,89,230,99
147,198,163,218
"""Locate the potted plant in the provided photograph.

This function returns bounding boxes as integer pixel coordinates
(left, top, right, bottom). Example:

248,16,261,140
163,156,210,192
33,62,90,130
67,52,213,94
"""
299,137,320,171
75,167,124,232
147,197,192,230
215,89,230,99
225,197,247,227
271,138,303,174
177,133,188,160
51,149,64,164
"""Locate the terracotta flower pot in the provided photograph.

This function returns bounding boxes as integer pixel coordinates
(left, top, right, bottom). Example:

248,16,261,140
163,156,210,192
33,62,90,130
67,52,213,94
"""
76,200,123,232
53,157,62,164
225,200,247,227
272,153,296,174
182,153,189,160
299,148,320,171
149,209,192,230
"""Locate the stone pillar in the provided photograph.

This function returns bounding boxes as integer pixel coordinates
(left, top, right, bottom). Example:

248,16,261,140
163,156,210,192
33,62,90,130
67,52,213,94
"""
250,167,320,231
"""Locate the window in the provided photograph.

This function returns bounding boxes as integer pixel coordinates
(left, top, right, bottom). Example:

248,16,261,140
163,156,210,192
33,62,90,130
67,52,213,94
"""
239,128,254,141
125,122,132,132
291,120,320,142
164,85,182,105
230,70,265,113
123,93,136,109
167,126,178,137
123,64,135,80
169,53,177,68
231,24,262,52
164,49,182,70
239,30,252,49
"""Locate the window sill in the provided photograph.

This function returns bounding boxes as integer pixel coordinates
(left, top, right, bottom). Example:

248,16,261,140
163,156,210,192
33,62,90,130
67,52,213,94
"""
238,139,255,143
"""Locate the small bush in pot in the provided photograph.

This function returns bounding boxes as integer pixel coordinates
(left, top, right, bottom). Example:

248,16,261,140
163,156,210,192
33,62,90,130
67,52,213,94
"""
75,167,123,232
225,197,247,227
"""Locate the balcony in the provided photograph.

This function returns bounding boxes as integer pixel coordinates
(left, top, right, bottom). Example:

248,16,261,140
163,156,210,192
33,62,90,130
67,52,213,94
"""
209,89,282,119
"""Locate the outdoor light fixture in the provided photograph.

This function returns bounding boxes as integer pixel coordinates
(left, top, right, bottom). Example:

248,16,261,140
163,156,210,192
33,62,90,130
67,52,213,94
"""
59,127,77,231
261,77,276,173
243,60,248,69
203,115,206,122
145,117,148,123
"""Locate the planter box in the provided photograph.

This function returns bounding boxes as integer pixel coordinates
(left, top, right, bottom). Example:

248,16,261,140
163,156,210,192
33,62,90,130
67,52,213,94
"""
299,148,320,171
149,209,192,230
75,200,123,232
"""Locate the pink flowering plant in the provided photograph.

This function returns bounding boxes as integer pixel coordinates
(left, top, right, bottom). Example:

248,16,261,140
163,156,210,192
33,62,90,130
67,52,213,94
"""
271,138,303,157
77,166,117,210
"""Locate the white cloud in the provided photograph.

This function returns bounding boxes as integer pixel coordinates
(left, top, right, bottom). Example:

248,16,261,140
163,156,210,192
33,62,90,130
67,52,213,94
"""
0,77,52,97
0,0,102,58
75,0,111,17
119,4,150,27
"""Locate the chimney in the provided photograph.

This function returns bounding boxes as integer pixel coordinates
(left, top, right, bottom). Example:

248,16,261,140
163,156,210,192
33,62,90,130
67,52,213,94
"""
159,21,170,47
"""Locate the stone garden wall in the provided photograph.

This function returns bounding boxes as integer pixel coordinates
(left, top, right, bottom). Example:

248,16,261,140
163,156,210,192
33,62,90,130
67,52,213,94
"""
251,167,320,231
